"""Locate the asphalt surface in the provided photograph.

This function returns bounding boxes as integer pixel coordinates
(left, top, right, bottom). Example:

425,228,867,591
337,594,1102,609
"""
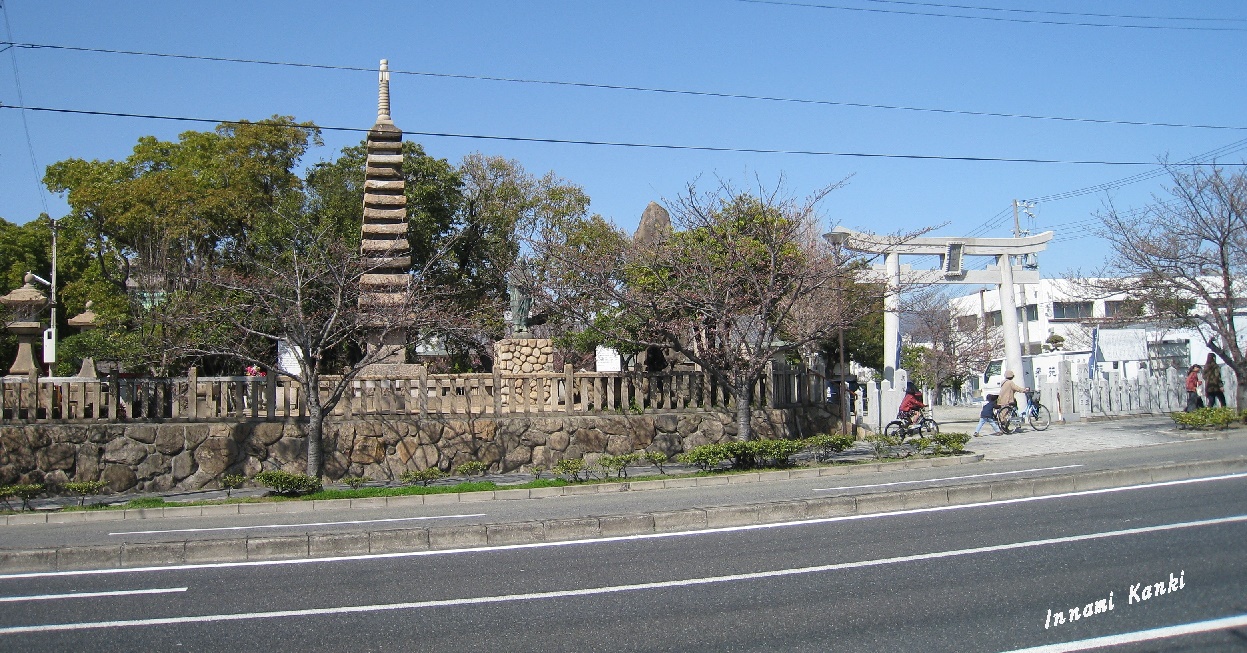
0,469,1243,652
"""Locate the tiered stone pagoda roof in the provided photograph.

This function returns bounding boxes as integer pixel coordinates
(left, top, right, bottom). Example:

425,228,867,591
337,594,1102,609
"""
359,59,410,308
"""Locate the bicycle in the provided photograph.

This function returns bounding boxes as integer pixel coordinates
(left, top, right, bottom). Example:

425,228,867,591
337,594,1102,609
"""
996,391,1051,434
1021,390,1051,431
884,407,939,442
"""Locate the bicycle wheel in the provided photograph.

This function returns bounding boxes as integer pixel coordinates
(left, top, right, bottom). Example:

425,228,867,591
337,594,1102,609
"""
884,420,907,442
920,418,940,435
1029,405,1051,431
997,407,1016,434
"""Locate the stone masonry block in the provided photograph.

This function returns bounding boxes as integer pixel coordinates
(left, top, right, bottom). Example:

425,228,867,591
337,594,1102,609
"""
598,514,655,537
543,518,601,541
486,522,546,546
247,536,308,560
368,528,430,554
184,538,248,564
427,525,488,550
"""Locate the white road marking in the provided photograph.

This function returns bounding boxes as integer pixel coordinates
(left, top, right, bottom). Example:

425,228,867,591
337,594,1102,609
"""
0,514,1243,635
109,514,486,536
997,613,1247,652
813,465,1084,491
3,470,1245,580
0,587,187,603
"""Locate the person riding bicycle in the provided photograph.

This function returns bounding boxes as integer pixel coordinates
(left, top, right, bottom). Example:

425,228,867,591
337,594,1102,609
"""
898,382,925,425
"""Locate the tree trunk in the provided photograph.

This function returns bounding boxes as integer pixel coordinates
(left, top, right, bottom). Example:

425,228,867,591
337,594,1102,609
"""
306,399,324,478
1234,365,1247,413
734,378,753,440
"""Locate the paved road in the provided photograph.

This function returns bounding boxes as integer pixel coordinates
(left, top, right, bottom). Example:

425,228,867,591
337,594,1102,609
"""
0,468,1243,651
4,425,1244,552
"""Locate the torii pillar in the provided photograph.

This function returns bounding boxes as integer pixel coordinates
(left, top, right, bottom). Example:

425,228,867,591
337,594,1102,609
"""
826,227,1052,383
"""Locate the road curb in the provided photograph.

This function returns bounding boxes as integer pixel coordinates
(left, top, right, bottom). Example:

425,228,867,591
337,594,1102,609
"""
3,456,1245,573
2,453,986,526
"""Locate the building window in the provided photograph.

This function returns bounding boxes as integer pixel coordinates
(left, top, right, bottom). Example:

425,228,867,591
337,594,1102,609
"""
1105,300,1143,319
985,310,1002,327
1017,304,1038,322
956,315,979,331
1052,301,1094,321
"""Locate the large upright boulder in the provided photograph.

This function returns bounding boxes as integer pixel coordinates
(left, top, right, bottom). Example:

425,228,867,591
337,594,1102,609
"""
634,202,672,246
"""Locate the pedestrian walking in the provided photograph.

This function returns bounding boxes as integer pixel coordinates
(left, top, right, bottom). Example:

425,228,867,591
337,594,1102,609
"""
1184,364,1204,412
973,394,1002,436
1203,353,1226,408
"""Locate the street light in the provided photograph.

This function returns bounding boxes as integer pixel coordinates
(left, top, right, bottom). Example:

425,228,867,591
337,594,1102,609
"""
25,217,58,375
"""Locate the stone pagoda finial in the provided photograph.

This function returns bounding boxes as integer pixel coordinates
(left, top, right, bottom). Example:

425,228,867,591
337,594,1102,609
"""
378,59,392,123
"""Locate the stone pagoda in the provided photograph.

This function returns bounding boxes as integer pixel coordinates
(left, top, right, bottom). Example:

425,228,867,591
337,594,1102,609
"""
358,59,419,376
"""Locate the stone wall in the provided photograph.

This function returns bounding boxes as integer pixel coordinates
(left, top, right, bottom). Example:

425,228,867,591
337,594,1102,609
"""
494,338,553,374
0,406,834,493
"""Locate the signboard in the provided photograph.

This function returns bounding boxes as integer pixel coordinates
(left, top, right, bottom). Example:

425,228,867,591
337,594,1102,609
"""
595,346,621,372
277,339,303,376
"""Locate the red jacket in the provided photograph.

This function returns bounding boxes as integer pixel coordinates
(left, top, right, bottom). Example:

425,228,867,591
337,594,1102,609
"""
1185,370,1201,392
899,392,924,413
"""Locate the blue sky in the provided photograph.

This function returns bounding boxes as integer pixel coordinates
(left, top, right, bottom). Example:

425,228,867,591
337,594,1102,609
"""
2,0,1245,278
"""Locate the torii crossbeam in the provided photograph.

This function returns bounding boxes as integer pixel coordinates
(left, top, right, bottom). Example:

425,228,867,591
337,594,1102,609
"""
825,226,1053,383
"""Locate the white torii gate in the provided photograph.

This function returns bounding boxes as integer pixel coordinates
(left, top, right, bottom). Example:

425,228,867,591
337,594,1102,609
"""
825,226,1053,383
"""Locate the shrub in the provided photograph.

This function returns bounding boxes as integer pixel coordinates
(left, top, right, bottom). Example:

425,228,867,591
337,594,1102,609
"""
864,432,901,460
221,474,246,498
676,444,727,472
455,461,489,477
751,439,804,468
644,450,669,474
804,434,855,462
530,465,547,481
340,476,370,490
599,453,643,478
931,432,971,454
61,480,108,508
254,470,322,496
552,458,585,481
399,468,448,487
1,483,46,511
1171,407,1239,429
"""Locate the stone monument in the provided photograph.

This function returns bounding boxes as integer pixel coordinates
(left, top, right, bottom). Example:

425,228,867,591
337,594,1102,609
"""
0,274,47,376
633,201,672,246
67,301,99,378
357,59,422,378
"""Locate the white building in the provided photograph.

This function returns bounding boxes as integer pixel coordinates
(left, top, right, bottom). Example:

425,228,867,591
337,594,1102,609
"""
949,278,1246,376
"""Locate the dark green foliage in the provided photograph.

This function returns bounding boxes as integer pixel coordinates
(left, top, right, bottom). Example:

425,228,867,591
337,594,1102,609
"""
644,450,669,474
454,461,489,477
552,458,585,481
803,434,856,462
254,470,323,496
0,483,46,511
930,432,971,454
340,476,370,490
1171,408,1241,429
61,480,108,508
598,453,643,478
399,468,449,486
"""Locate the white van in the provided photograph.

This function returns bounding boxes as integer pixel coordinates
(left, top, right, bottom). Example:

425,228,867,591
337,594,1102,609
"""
980,351,1092,396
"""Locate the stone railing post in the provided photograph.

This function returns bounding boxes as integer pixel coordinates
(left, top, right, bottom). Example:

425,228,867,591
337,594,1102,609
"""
418,364,428,417
108,371,119,422
187,366,199,421
267,371,277,420
564,364,574,412
492,365,502,415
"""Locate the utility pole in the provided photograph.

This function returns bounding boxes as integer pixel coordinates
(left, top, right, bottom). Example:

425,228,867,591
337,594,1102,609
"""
1012,200,1033,357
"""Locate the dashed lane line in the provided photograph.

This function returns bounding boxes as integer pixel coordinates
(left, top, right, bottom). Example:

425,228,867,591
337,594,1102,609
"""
109,514,487,536
812,465,1083,491
0,587,187,603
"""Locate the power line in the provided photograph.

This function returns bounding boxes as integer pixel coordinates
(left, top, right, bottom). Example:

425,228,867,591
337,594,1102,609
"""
6,41,1247,132
860,0,1247,24
735,0,1247,31
11,103,1247,166
0,4,48,214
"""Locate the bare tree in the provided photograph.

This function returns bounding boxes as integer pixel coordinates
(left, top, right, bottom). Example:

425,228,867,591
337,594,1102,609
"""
902,287,1000,400
172,212,461,476
1094,165,1247,406
530,178,885,439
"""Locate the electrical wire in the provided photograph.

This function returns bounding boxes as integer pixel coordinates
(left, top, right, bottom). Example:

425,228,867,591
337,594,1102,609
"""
5,41,1246,132
860,0,1247,24
0,4,48,214
10,103,1247,166
734,0,1247,31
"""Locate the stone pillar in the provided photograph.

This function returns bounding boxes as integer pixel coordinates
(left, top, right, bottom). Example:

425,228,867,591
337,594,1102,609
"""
883,251,900,383
997,254,1024,380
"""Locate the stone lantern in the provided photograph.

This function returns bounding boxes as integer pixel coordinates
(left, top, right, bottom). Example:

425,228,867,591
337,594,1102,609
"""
67,300,99,378
0,273,48,376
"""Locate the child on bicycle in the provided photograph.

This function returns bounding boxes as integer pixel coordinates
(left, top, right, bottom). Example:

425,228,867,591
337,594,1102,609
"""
898,382,925,425
973,394,1002,436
